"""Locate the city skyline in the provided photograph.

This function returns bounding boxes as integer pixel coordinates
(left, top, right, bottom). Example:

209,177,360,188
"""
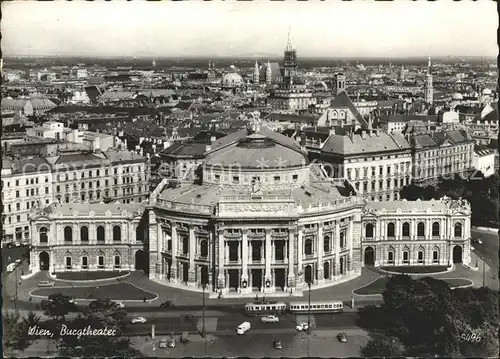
1,1,497,58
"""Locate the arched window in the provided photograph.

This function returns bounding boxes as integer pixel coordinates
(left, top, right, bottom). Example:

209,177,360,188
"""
304,238,313,256
340,232,346,249
114,254,121,268
432,247,440,264
365,224,374,238
387,249,394,264
200,240,208,258
97,226,105,242
454,223,462,237
64,226,73,242
417,247,425,264
323,236,330,253
402,222,410,237
65,256,72,269
387,223,395,237
432,222,440,237
80,226,89,242
113,226,121,242
323,261,330,279
417,222,425,237
97,254,104,269
402,247,410,264
40,227,48,243
182,236,188,255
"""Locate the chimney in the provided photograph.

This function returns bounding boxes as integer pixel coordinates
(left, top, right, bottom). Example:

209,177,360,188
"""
349,129,355,143
361,130,367,140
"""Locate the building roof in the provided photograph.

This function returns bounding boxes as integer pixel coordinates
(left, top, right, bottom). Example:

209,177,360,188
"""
205,130,308,169
160,142,207,159
474,144,494,156
329,92,368,127
365,199,449,212
380,114,438,124
32,202,145,218
264,113,319,124
9,157,52,174
321,131,410,156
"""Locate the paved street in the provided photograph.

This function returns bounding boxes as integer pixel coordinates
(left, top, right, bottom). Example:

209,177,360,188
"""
132,330,369,358
471,228,499,273
122,312,359,336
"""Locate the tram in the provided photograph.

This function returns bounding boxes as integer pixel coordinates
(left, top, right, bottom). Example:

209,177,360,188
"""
244,301,287,316
288,300,344,314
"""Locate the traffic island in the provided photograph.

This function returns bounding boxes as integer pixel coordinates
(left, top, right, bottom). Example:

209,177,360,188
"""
353,277,473,295
54,271,131,281
379,265,451,275
30,282,158,301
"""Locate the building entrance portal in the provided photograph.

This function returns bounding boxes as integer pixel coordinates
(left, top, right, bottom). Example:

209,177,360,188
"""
182,263,189,282
251,269,262,290
39,251,49,271
364,247,375,267
453,245,463,263
228,269,239,291
274,268,286,291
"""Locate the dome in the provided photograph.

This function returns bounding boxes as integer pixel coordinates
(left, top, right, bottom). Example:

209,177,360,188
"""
205,128,308,170
451,93,463,100
482,88,492,95
222,72,244,88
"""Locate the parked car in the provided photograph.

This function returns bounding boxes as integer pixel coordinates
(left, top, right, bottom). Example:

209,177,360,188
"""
261,315,280,323
114,301,125,308
236,321,251,335
168,339,176,348
295,322,309,331
273,340,283,349
130,317,147,324
180,332,190,343
15,241,21,247
38,281,55,287
159,339,168,348
472,238,483,245
15,259,22,265
160,301,175,308
337,333,348,343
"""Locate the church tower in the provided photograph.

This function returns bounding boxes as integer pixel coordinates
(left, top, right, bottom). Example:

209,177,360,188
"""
335,73,346,96
254,60,260,84
283,27,297,85
424,55,433,105
266,60,272,85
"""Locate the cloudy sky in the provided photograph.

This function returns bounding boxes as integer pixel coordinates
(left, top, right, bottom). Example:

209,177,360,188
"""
2,0,497,57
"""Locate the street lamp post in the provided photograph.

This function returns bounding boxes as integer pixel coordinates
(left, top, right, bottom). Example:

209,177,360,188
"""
307,280,311,357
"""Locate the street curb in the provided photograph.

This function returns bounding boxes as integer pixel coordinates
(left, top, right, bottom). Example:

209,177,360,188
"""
49,271,131,283
377,264,454,276
21,271,39,280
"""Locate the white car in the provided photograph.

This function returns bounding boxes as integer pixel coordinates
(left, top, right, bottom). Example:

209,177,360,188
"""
473,238,483,245
261,315,280,323
295,322,309,331
115,301,125,308
471,246,475,251
130,317,147,324
15,241,21,247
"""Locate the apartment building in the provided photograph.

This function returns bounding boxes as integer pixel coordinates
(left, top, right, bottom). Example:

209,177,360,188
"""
2,157,53,243
319,129,412,201
45,149,148,205
408,130,475,186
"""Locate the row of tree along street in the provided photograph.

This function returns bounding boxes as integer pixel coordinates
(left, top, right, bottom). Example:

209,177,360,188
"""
400,172,499,228
358,275,499,357
3,294,143,357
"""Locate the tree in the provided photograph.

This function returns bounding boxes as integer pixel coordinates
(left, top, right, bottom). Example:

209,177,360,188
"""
41,293,75,320
360,334,405,357
3,311,41,352
399,185,424,200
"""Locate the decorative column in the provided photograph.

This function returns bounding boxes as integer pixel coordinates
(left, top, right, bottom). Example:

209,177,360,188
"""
395,219,400,240
440,218,445,240
348,218,353,271
217,229,225,290
296,226,303,288
335,222,340,276
171,222,178,282
147,210,158,279
157,224,163,279
264,230,272,291
287,228,295,288
317,225,324,281
188,225,196,285
241,229,249,292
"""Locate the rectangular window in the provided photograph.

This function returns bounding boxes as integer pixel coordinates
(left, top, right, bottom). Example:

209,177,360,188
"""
82,257,88,269
274,176,280,182
66,257,72,269
98,256,104,269
292,174,298,181
403,251,409,264
16,191,19,198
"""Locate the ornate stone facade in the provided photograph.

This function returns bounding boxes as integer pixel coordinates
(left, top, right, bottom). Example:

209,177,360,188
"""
360,197,472,268
29,202,147,273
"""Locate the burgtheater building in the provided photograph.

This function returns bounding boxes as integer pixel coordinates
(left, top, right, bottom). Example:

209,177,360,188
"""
145,123,472,295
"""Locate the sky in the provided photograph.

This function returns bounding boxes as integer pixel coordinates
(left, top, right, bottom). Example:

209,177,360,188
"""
1,0,498,58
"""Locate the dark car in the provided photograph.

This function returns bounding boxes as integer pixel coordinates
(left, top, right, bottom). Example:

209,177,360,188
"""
160,301,175,308
273,340,283,349
337,333,348,343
